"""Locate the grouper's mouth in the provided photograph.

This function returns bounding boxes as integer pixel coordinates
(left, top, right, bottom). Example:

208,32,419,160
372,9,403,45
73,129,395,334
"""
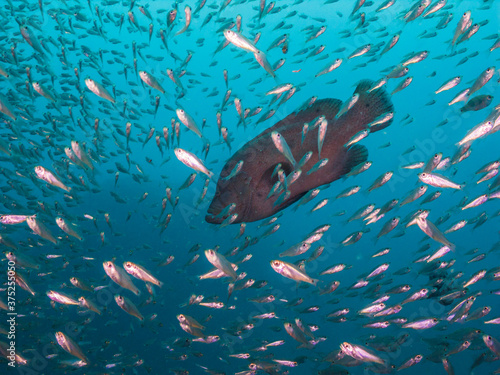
205,190,252,225
205,199,224,224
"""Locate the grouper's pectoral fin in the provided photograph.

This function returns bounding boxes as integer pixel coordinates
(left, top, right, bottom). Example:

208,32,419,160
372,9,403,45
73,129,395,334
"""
254,160,307,216
255,161,294,202
340,144,368,176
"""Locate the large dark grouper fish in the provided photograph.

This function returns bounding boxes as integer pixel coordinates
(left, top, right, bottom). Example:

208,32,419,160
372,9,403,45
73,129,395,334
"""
206,80,394,224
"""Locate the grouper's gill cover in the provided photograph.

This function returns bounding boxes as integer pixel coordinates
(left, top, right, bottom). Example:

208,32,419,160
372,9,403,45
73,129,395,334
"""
206,79,394,224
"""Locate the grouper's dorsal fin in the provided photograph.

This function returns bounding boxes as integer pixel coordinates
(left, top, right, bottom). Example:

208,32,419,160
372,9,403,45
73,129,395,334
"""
255,99,343,140
274,98,343,129
340,144,368,177
295,98,343,122
353,79,375,94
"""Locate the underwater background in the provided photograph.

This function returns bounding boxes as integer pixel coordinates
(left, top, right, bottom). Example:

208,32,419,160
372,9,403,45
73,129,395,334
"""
1,0,500,374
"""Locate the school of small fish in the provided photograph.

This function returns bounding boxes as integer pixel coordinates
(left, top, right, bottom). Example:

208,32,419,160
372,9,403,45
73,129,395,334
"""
0,0,500,374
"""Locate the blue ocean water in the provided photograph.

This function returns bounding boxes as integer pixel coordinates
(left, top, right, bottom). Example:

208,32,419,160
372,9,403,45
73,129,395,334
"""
1,0,500,374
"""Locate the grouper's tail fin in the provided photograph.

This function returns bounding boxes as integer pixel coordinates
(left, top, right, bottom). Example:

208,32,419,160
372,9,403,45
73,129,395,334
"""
349,79,395,133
